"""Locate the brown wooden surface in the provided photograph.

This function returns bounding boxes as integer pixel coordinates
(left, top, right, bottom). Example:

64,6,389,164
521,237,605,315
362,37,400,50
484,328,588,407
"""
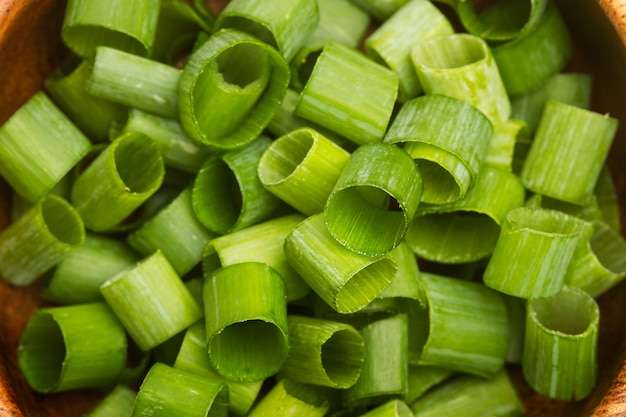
1,0,626,415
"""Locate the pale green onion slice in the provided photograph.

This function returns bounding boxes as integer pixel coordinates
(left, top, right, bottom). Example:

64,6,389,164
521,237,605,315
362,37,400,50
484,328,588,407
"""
523,285,599,401
525,193,604,224
85,384,136,417
0,91,91,203
203,214,310,302
510,72,592,135
258,127,351,216
483,119,529,171
284,213,398,314
215,0,319,61
365,0,454,102
192,136,283,234
456,0,548,41
342,314,408,409
44,233,140,304
179,29,290,149
290,0,370,91
0,194,84,286
248,378,332,417
379,242,426,307
100,250,202,351
405,165,525,264
384,94,493,204
61,0,160,59
358,399,414,417
521,100,618,206
413,273,509,378
127,187,217,276
595,166,621,231
411,33,510,125
295,41,399,146
280,315,365,389
71,132,164,232
492,1,573,96
483,206,584,298
17,302,127,393
325,143,422,256
203,262,289,382
118,108,212,174
409,371,524,417
565,220,626,298
406,365,453,404
132,363,229,417
350,0,408,21
174,322,263,416
44,59,125,143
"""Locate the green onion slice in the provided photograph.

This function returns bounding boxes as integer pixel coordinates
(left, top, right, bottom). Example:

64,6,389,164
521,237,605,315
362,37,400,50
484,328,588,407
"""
85,384,136,417
359,399,414,417
248,378,332,417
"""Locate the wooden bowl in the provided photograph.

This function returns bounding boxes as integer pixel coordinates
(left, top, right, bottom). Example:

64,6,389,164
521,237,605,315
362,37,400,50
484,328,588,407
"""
1,0,626,415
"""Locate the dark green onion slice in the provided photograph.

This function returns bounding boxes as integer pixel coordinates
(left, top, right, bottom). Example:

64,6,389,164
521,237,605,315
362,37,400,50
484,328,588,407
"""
0,91,91,203
523,285,599,401
100,250,202,351
61,0,160,59
0,194,84,286
325,143,422,256
203,262,289,382
17,302,127,393
284,213,398,314
483,206,585,298
178,29,290,149
71,131,164,232
384,94,493,204
258,127,351,216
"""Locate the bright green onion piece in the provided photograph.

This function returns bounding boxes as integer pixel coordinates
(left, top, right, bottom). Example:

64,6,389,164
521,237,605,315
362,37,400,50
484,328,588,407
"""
0,194,84,286
359,400,413,417
45,59,125,143
179,29,289,149
132,362,229,417
413,273,509,378
525,192,604,224
350,0,408,21
284,213,398,314
127,187,217,277
17,302,127,393
174,322,263,416
384,94,493,204
290,0,370,91
118,108,212,174
100,250,202,351
379,242,426,307
258,127,351,216
523,285,599,401
71,131,164,232
520,100,618,206
325,143,422,256
483,206,584,298
565,220,626,298
44,233,140,304
484,119,529,171
88,46,181,119
202,214,310,302
492,1,573,96
406,165,525,264
203,262,289,382
61,0,160,59
595,166,621,230
456,0,548,41
409,371,524,417
295,41,399,146
510,72,593,135
405,365,453,404
342,314,408,409
365,0,454,102
248,378,332,417
0,91,91,203
151,0,212,64
411,33,510,125
85,384,136,417
215,0,319,62
192,136,282,234
280,315,365,389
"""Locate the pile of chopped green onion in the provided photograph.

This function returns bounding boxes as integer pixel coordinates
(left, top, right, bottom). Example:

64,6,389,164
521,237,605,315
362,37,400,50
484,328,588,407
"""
1,0,625,415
